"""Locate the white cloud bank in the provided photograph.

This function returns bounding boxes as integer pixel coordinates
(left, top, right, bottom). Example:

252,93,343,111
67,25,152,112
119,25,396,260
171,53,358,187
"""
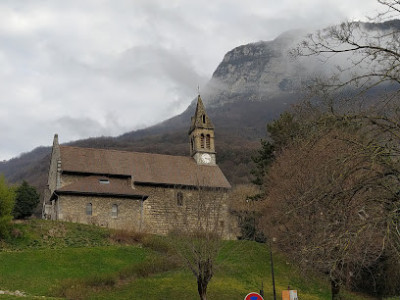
0,0,385,160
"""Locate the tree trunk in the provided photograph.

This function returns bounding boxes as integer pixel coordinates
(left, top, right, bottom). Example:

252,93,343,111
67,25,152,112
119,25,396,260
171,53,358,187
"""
331,279,340,300
197,277,208,300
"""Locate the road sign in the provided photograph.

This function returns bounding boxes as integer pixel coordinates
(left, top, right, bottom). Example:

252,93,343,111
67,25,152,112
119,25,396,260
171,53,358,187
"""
244,292,264,300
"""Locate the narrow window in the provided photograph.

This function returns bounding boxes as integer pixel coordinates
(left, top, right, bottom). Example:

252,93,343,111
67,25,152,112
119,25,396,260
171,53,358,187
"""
200,134,205,148
86,203,92,216
191,138,194,151
177,192,183,206
202,114,206,123
206,134,211,149
99,179,110,184
112,204,118,218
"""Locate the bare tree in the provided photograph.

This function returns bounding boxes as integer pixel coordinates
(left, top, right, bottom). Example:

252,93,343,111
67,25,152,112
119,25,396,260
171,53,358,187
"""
292,1,400,96
169,184,225,300
257,103,400,299
258,3,400,297
229,184,266,242
263,126,392,298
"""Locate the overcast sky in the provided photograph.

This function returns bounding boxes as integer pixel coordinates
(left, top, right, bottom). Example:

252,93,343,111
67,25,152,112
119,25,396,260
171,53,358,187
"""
0,0,387,161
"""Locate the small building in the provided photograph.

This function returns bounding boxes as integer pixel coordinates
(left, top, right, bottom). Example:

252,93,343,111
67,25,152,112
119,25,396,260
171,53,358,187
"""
43,96,234,237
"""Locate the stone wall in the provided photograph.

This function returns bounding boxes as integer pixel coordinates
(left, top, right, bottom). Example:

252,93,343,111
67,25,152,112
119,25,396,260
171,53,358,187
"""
139,185,236,239
57,195,143,231
47,139,60,193
52,173,237,238
192,128,215,152
55,184,238,239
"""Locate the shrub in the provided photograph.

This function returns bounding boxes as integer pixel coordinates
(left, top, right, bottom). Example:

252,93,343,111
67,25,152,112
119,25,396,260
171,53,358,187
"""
0,175,15,238
52,274,118,300
118,256,178,280
142,235,174,254
110,229,146,245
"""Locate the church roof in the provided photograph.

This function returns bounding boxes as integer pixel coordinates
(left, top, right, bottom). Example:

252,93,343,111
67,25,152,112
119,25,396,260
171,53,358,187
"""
59,146,231,189
56,176,147,199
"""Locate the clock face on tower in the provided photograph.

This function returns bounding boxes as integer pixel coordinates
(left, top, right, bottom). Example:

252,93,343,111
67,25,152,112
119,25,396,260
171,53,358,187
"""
200,153,212,164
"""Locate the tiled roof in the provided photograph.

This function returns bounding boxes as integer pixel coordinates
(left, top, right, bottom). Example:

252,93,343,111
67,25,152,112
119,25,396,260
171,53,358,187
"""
59,146,231,189
56,176,147,199
60,146,132,176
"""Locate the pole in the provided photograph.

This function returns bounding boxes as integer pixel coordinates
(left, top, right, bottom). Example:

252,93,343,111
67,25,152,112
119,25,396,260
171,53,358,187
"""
270,240,277,300
260,281,264,297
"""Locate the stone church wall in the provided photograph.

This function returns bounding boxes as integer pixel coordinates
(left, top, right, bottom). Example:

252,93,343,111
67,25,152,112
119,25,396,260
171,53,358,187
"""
139,185,236,239
47,138,61,193
57,195,142,231
192,128,215,152
52,180,237,238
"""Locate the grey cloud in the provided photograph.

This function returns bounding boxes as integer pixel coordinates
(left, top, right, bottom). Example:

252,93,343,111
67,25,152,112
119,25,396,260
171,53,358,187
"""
0,0,387,160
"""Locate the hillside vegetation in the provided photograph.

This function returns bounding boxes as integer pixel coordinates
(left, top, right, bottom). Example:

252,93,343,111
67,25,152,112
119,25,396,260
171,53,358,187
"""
0,219,375,300
0,25,308,196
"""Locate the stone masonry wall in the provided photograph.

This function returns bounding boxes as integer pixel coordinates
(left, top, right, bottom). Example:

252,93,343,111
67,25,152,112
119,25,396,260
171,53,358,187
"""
57,195,142,231
192,128,215,152
139,185,236,239
47,141,60,193
55,176,237,238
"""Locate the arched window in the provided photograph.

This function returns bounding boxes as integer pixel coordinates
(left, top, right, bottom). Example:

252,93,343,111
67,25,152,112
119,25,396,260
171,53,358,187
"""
86,203,92,216
191,137,194,151
112,204,118,218
206,134,211,149
200,134,205,148
177,192,183,206
202,114,206,124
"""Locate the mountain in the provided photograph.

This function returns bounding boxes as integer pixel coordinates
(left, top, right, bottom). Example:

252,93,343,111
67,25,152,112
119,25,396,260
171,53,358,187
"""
0,29,305,196
2,20,399,201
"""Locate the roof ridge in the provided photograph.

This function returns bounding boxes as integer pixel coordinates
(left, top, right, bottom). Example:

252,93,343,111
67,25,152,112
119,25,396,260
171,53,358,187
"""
60,145,194,160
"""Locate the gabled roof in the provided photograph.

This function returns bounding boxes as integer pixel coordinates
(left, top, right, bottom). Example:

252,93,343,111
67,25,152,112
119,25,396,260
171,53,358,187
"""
59,146,231,189
56,176,147,199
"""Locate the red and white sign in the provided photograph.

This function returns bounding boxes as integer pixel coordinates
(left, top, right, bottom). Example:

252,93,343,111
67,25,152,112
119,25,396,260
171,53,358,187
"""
244,292,264,300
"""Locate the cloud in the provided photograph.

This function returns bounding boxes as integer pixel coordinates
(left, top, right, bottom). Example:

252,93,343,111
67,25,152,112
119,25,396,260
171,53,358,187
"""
0,0,387,160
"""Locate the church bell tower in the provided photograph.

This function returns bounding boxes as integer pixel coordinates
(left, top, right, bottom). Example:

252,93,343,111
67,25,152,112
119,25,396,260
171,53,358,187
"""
189,95,216,165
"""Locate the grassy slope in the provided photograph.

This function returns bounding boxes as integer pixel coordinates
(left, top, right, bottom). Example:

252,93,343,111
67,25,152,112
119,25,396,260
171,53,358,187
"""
0,220,374,300
0,246,146,296
88,241,334,300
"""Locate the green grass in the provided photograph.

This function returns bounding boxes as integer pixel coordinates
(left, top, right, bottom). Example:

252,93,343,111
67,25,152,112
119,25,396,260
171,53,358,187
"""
0,220,383,299
0,246,147,296
1,219,111,250
85,241,368,300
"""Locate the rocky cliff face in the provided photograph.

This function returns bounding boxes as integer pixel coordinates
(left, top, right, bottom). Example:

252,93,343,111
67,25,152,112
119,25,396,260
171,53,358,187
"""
201,19,400,109
202,30,307,108
3,21,400,192
0,30,318,192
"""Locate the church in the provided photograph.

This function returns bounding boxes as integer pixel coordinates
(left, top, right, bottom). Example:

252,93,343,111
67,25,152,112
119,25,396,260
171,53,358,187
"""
43,96,234,237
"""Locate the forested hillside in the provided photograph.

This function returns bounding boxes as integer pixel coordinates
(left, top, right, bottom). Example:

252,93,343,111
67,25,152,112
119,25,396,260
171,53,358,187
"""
1,20,398,196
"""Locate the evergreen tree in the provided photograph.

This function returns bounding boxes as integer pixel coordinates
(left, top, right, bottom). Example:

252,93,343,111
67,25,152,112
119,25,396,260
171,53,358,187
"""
13,181,39,219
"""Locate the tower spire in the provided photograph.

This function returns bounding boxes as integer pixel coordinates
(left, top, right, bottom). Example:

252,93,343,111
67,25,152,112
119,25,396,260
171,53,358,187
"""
189,94,214,134
188,95,216,165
